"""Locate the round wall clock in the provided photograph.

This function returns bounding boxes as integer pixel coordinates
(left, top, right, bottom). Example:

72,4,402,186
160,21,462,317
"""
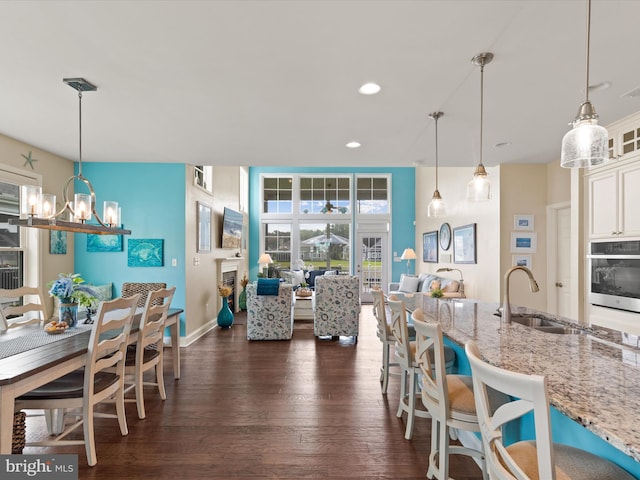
439,223,452,251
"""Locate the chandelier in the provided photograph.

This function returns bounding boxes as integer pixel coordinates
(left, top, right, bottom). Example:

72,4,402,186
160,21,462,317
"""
11,78,130,235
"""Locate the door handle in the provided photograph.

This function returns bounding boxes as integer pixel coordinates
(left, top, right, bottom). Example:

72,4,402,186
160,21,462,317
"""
555,282,563,288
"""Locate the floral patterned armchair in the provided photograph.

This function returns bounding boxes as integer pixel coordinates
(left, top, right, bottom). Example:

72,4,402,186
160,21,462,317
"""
313,275,360,340
246,283,294,340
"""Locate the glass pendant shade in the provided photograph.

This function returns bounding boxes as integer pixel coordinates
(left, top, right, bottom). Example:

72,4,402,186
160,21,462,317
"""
41,194,57,218
20,186,42,218
103,201,119,226
466,164,491,201
561,118,608,168
73,193,92,222
428,190,446,217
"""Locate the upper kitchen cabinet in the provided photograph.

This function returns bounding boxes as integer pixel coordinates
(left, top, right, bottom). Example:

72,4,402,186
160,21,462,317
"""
588,156,640,239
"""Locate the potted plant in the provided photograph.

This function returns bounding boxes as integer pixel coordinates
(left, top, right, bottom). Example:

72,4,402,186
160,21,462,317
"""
48,273,98,327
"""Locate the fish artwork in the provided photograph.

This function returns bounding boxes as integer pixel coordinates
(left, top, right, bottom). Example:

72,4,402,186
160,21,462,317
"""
127,239,164,267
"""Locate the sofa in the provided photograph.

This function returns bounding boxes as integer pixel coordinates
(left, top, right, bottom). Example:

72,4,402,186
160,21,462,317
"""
280,269,340,289
388,273,463,298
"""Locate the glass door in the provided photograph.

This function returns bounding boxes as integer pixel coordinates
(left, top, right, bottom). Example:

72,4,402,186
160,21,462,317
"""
356,232,388,303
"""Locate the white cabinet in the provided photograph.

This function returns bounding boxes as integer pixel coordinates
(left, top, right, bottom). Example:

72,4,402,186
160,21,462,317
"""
589,161,640,238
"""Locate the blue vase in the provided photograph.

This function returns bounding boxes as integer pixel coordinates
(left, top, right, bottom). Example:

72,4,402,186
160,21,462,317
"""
59,302,78,328
217,297,234,328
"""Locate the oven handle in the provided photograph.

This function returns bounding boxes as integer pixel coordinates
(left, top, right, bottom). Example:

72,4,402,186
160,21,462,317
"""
588,254,640,259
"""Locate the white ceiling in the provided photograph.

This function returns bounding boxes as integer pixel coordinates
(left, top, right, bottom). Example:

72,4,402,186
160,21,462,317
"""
1,0,639,169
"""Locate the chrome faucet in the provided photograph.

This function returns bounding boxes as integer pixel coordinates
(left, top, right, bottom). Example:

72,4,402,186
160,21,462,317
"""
502,266,540,324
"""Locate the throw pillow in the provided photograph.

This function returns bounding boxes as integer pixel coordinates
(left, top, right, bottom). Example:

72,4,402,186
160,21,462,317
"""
398,275,420,293
442,280,459,293
429,279,441,291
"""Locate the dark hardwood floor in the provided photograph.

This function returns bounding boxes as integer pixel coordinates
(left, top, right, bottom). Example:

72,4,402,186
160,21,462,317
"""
24,306,483,479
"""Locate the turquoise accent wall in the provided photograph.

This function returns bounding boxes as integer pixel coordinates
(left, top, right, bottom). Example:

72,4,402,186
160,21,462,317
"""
73,163,187,335
248,167,415,281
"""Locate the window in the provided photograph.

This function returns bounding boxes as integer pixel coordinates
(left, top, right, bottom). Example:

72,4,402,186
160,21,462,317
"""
194,165,213,194
259,174,390,273
299,222,350,271
0,182,24,292
300,177,350,214
263,177,292,214
356,176,389,214
263,223,291,269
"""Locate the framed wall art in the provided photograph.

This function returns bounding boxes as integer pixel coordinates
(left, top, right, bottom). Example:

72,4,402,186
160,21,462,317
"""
512,254,532,269
197,201,212,253
87,229,123,252
511,232,537,253
422,231,438,263
453,223,477,264
49,230,67,255
514,214,534,231
127,239,164,267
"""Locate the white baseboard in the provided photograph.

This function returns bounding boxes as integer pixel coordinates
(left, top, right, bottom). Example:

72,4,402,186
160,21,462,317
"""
163,318,217,348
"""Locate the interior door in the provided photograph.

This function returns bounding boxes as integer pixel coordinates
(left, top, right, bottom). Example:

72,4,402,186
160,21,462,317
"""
548,203,572,317
356,232,388,303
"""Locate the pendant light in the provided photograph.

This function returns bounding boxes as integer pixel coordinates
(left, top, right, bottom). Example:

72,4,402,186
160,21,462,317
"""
427,111,446,217
11,78,130,235
560,0,608,168
467,52,493,202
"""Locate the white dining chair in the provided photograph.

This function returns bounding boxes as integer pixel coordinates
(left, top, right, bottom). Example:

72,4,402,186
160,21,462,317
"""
120,286,175,419
0,286,49,331
15,294,140,466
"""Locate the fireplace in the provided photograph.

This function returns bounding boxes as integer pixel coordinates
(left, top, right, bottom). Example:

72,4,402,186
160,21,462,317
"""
215,258,242,313
222,271,236,311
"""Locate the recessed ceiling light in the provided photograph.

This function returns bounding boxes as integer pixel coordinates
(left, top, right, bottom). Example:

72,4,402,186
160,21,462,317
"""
346,141,361,149
358,83,381,95
494,141,511,148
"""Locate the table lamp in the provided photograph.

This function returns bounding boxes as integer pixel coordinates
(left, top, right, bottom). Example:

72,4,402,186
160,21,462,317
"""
258,253,273,278
401,248,417,274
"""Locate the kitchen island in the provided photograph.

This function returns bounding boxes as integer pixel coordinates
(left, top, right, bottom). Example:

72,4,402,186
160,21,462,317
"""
396,293,640,477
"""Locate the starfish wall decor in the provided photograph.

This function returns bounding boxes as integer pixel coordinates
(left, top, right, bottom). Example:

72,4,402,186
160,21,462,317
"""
21,151,38,169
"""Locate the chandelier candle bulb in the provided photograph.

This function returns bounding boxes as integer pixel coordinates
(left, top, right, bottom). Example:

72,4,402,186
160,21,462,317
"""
73,193,91,222
41,194,56,218
103,201,119,226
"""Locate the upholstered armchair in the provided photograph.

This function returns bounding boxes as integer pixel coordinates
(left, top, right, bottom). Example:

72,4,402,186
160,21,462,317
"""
246,283,294,340
313,275,360,340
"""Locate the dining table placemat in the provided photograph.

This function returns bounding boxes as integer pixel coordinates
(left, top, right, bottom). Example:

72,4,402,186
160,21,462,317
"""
0,324,93,360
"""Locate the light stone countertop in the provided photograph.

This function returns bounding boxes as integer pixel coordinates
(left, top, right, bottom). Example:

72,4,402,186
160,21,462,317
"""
397,293,640,464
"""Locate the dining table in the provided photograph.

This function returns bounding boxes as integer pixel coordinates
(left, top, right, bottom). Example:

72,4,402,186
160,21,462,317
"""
0,307,183,454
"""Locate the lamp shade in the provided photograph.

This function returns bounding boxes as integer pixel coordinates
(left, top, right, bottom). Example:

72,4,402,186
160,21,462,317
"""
467,167,491,202
258,253,273,265
561,118,608,168
401,248,417,260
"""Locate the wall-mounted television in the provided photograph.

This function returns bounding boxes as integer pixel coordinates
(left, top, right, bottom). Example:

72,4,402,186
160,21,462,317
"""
221,207,243,249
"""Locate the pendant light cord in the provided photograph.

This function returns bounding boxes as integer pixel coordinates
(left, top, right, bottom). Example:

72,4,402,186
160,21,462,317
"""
584,0,591,104
434,114,439,189
78,90,83,177
479,62,485,168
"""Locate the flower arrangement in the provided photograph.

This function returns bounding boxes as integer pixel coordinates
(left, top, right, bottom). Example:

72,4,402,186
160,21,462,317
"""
240,273,249,289
218,283,233,297
48,273,98,308
430,288,444,299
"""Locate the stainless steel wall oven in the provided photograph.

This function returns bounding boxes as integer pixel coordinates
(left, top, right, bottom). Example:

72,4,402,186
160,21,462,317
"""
589,240,640,313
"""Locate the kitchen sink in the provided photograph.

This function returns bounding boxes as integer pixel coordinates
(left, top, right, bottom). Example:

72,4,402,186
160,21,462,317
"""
495,312,586,335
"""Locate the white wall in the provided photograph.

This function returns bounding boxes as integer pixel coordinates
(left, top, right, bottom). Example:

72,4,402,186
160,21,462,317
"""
184,166,248,339
0,133,74,311
415,166,501,303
